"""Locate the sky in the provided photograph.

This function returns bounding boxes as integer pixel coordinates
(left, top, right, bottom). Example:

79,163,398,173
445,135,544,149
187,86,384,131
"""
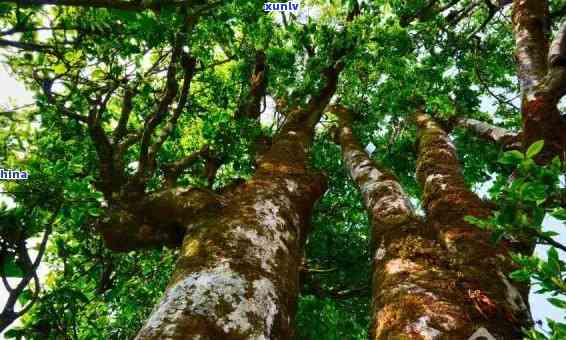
0,56,565,337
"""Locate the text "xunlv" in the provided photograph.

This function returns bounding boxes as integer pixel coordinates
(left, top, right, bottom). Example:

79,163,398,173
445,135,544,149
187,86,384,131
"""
264,2,300,12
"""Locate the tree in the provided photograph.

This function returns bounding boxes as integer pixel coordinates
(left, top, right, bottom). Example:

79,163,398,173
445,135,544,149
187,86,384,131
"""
332,105,531,339
0,0,564,339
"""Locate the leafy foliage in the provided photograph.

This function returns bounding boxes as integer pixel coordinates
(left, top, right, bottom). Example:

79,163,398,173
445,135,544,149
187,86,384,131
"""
466,141,566,339
0,0,565,339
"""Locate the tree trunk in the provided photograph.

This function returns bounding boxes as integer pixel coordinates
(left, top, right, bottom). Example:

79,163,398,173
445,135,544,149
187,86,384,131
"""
512,0,566,162
332,106,473,339
415,112,532,339
135,63,342,339
134,114,324,340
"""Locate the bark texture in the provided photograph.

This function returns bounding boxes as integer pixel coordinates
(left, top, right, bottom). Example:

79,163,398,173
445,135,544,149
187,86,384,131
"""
236,51,267,120
134,60,342,340
416,112,532,339
453,117,521,150
97,187,222,251
512,0,566,162
332,106,471,340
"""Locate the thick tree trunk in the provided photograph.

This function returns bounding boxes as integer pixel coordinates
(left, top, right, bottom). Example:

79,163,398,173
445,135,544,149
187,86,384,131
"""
134,114,325,340
332,106,472,339
416,112,532,339
512,0,566,162
135,63,342,339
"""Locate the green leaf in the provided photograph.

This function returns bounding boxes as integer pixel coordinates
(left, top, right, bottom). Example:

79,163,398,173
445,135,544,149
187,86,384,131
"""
547,320,566,338
532,208,546,227
547,247,560,273
2,257,24,278
551,208,566,221
520,182,546,202
88,208,101,217
541,231,560,238
53,63,67,75
464,215,485,227
526,140,544,159
18,289,33,305
548,298,566,309
523,328,547,340
499,150,524,165
3,328,24,339
91,69,106,80
509,269,531,282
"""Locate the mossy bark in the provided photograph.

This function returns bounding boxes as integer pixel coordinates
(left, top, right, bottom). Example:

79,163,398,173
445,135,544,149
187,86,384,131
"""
415,112,532,339
134,113,325,340
97,187,223,251
333,106,473,340
135,62,341,339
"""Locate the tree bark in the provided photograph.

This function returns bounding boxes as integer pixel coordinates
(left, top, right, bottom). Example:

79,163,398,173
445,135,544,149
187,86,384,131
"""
332,106,473,339
512,0,566,162
134,61,342,340
236,51,267,120
453,117,521,150
415,112,532,339
97,187,222,251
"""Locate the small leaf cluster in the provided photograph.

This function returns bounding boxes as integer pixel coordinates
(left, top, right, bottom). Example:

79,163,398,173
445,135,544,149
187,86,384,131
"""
466,141,566,338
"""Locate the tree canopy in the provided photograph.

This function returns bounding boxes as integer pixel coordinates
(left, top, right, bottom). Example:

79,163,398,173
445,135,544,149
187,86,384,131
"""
0,0,565,339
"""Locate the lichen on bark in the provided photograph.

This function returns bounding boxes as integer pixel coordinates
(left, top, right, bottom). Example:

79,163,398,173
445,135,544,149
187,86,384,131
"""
135,49,342,338
415,112,532,339
135,131,326,339
331,106,473,340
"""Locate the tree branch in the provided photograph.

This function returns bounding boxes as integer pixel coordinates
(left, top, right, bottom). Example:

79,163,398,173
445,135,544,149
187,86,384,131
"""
161,145,210,187
137,35,184,181
446,0,481,27
467,0,499,39
472,38,521,111
543,21,566,100
0,210,58,332
538,233,566,252
548,21,566,66
284,3,361,133
0,38,58,55
148,54,197,160
399,0,440,27
112,86,136,142
97,186,223,251
453,116,521,149
235,51,267,120
34,75,89,123
87,87,123,198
